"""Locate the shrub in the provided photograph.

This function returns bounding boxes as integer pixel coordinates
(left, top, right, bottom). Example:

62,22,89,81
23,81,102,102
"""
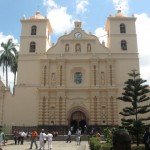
89,137,101,150
102,127,116,144
132,145,145,150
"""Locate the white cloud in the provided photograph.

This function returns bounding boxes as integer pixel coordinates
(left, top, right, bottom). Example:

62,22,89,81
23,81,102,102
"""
43,0,73,35
43,0,57,8
76,0,89,14
112,0,129,13
94,27,107,44
0,32,18,46
135,13,150,84
46,7,73,34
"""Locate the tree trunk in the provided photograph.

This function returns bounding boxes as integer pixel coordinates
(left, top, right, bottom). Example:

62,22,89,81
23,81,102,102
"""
5,62,8,88
13,72,16,95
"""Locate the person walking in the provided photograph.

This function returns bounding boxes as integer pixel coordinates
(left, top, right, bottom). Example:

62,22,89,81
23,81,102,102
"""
39,129,46,150
66,129,71,143
47,131,53,150
29,130,38,149
84,125,87,136
0,131,5,146
0,130,4,147
18,130,21,145
20,130,26,145
13,129,19,145
143,127,150,150
76,128,81,145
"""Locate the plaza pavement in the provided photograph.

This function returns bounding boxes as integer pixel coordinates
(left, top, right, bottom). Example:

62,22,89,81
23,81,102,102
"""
1,140,90,150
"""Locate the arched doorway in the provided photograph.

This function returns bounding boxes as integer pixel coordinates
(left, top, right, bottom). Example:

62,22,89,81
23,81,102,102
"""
70,111,86,133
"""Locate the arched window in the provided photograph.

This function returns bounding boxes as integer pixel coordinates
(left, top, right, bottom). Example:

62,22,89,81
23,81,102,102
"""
31,25,37,35
121,40,127,50
94,65,96,86
65,44,69,52
87,43,91,52
120,23,126,33
109,65,112,86
60,66,63,86
75,43,81,52
44,66,47,86
101,72,105,85
29,41,36,52
59,96,62,124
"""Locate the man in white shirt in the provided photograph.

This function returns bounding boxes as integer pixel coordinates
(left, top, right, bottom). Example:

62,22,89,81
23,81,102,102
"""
47,131,53,150
76,128,81,145
66,129,71,143
20,130,26,145
39,129,46,150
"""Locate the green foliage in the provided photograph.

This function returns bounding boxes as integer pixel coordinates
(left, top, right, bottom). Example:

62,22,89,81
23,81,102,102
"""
117,70,150,146
89,137,145,150
130,120,144,135
89,137,112,150
0,38,18,88
132,145,145,150
102,127,116,144
0,127,6,133
101,143,112,150
89,128,145,150
89,137,101,150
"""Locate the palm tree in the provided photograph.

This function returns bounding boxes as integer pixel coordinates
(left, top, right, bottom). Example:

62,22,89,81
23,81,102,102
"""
10,50,18,94
0,38,17,88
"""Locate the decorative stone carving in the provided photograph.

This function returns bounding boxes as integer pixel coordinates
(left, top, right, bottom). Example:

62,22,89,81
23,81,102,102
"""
51,73,56,86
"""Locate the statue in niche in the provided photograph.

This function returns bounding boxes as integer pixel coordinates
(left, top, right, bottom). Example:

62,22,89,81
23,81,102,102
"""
101,72,105,85
75,44,81,52
51,73,56,86
65,44,69,52
87,44,91,52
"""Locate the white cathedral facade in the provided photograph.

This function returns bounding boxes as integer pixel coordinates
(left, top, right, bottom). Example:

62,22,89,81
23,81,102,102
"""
0,10,140,132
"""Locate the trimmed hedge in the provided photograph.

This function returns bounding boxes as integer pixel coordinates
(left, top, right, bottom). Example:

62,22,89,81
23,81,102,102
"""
89,137,145,150
132,145,145,150
89,137,112,150
89,137,101,150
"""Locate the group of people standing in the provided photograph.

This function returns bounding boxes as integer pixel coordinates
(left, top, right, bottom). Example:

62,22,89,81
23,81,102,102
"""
13,129,26,145
66,128,81,145
13,129,53,150
38,129,53,150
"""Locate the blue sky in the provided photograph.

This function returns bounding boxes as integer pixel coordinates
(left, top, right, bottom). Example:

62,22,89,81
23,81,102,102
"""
0,0,150,86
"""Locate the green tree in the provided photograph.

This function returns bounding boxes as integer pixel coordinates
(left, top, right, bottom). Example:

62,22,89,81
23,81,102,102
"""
10,50,18,94
117,69,150,146
0,38,17,88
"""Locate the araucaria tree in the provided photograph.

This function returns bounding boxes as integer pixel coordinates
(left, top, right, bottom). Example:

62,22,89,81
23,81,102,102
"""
117,70,150,146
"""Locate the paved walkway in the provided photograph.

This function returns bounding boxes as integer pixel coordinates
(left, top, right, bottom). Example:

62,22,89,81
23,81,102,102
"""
0,140,90,150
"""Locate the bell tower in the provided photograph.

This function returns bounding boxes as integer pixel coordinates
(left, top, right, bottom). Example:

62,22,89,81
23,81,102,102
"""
105,10,138,54
17,12,52,84
20,11,52,54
